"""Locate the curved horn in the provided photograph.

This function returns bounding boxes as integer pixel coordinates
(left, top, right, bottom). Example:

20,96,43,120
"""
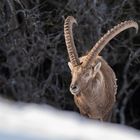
83,20,138,67
64,16,80,66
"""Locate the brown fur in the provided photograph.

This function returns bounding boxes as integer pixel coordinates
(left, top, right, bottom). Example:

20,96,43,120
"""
71,56,117,121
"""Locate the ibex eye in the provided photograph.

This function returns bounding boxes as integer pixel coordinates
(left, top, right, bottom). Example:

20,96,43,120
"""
84,72,90,77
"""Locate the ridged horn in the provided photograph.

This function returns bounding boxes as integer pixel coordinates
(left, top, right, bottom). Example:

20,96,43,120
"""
83,20,138,67
64,16,80,67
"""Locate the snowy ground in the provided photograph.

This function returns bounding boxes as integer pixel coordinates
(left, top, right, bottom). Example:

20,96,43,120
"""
0,98,139,140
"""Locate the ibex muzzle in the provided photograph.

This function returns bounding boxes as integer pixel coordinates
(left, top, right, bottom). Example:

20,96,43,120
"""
64,16,138,121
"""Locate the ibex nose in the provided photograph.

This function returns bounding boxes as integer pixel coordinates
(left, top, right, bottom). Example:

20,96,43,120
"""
70,84,79,95
70,84,77,90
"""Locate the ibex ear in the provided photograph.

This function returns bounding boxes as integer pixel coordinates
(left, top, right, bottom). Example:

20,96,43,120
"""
93,62,101,75
68,62,73,71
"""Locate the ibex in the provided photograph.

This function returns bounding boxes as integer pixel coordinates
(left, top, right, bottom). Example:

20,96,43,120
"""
64,16,138,121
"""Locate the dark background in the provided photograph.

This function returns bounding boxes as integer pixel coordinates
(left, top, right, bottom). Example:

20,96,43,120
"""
0,0,140,129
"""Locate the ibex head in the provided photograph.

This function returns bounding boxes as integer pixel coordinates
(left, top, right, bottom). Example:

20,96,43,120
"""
68,59,101,95
64,16,138,96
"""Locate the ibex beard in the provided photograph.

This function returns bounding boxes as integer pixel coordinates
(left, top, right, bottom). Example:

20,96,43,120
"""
64,16,138,121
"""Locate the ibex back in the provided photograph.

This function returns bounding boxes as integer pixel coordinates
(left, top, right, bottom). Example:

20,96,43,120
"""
64,16,138,121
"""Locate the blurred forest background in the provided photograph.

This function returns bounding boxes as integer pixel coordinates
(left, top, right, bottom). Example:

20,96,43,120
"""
0,0,140,129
